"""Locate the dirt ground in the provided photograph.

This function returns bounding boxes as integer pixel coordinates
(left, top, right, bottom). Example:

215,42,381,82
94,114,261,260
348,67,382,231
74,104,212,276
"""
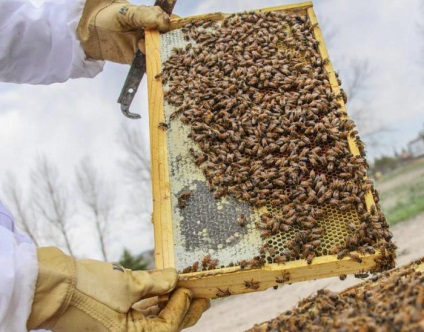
187,212,424,332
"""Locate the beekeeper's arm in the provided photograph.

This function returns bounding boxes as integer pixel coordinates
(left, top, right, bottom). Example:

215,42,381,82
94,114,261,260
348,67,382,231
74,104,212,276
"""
0,1,209,329
0,202,38,332
27,247,209,332
0,0,169,84
0,200,209,332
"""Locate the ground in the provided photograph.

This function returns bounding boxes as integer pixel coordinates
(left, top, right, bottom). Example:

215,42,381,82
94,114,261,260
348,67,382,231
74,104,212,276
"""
187,212,424,332
378,158,424,224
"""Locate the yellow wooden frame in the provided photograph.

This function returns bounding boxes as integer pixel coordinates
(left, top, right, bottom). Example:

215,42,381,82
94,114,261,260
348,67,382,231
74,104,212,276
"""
145,2,380,299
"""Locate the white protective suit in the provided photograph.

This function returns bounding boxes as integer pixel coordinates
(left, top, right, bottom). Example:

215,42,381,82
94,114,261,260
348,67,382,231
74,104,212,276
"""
0,0,104,331
0,0,103,84
0,202,37,332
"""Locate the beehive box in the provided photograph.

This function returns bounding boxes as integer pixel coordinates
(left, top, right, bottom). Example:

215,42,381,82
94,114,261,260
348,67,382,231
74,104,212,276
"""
145,2,396,299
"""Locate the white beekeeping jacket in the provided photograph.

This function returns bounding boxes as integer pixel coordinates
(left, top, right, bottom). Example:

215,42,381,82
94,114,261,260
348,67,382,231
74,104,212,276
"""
0,1,104,331
0,202,38,332
0,0,104,84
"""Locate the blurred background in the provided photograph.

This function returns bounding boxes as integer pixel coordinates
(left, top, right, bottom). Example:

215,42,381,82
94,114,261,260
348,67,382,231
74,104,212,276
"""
1,0,424,329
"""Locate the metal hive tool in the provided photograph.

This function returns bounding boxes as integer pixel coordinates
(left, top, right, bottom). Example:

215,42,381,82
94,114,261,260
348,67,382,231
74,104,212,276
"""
144,2,396,299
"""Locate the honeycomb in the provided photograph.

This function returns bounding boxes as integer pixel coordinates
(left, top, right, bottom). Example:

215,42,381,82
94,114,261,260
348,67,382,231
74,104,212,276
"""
164,106,262,269
262,206,361,263
157,9,395,272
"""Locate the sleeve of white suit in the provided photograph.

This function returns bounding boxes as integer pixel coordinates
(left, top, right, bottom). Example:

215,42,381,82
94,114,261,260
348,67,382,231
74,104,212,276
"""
0,202,38,332
0,0,104,84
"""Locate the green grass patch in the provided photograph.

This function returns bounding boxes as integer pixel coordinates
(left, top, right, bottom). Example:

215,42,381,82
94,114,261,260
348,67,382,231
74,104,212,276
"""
379,172,424,225
385,196,424,225
376,158,424,185
376,160,424,225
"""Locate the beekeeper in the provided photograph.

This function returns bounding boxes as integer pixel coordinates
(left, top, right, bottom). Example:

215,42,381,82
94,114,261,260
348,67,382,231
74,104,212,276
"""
0,0,210,331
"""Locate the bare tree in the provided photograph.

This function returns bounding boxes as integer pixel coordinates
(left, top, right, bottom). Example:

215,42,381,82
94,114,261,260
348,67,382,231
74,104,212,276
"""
319,16,338,48
319,13,391,156
341,58,391,153
119,124,151,186
2,173,39,246
31,155,74,256
75,158,113,261
3,151,140,260
344,58,372,103
118,123,154,216
339,58,373,128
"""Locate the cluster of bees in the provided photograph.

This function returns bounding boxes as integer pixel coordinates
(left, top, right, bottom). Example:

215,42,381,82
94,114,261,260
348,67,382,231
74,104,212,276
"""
182,254,219,273
182,254,268,274
162,11,395,271
251,258,424,331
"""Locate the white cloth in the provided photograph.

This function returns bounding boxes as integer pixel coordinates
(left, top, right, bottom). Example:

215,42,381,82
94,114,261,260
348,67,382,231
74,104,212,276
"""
0,202,38,332
0,1,105,330
0,0,104,84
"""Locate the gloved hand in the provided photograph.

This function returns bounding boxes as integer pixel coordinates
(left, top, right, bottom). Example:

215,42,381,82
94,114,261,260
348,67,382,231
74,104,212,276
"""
77,0,170,64
27,247,210,331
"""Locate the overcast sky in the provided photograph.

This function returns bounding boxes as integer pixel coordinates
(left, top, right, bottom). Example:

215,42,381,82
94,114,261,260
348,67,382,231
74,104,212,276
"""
0,0,423,260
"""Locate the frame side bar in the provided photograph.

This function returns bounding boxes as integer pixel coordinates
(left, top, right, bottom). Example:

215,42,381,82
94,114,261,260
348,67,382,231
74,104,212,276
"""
307,7,375,210
145,29,175,269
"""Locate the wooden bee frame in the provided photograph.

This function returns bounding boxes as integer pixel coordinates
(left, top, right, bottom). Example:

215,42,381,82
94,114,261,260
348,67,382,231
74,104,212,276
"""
145,2,384,299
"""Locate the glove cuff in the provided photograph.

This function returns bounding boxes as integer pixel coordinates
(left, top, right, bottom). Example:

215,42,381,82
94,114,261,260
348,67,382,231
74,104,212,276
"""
27,247,76,330
77,0,145,64
77,0,115,61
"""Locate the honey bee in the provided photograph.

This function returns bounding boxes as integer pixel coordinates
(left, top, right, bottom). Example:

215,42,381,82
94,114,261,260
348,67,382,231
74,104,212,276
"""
177,191,191,208
275,271,290,283
248,256,265,269
201,254,211,269
182,266,192,273
259,244,269,254
274,255,287,264
354,271,369,279
238,214,247,227
337,249,349,260
208,259,219,270
306,253,315,265
349,253,363,264
260,230,272,238
311,240,321,247
158,122,168,130
348,223,356,232
244,279,260,290
194,153,207,166
216,288,231,298
169,109,184,121
371,275,379,282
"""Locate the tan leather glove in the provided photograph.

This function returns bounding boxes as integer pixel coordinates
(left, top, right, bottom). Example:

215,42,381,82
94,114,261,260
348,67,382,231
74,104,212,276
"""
77,0,170,64
27,247,210,331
